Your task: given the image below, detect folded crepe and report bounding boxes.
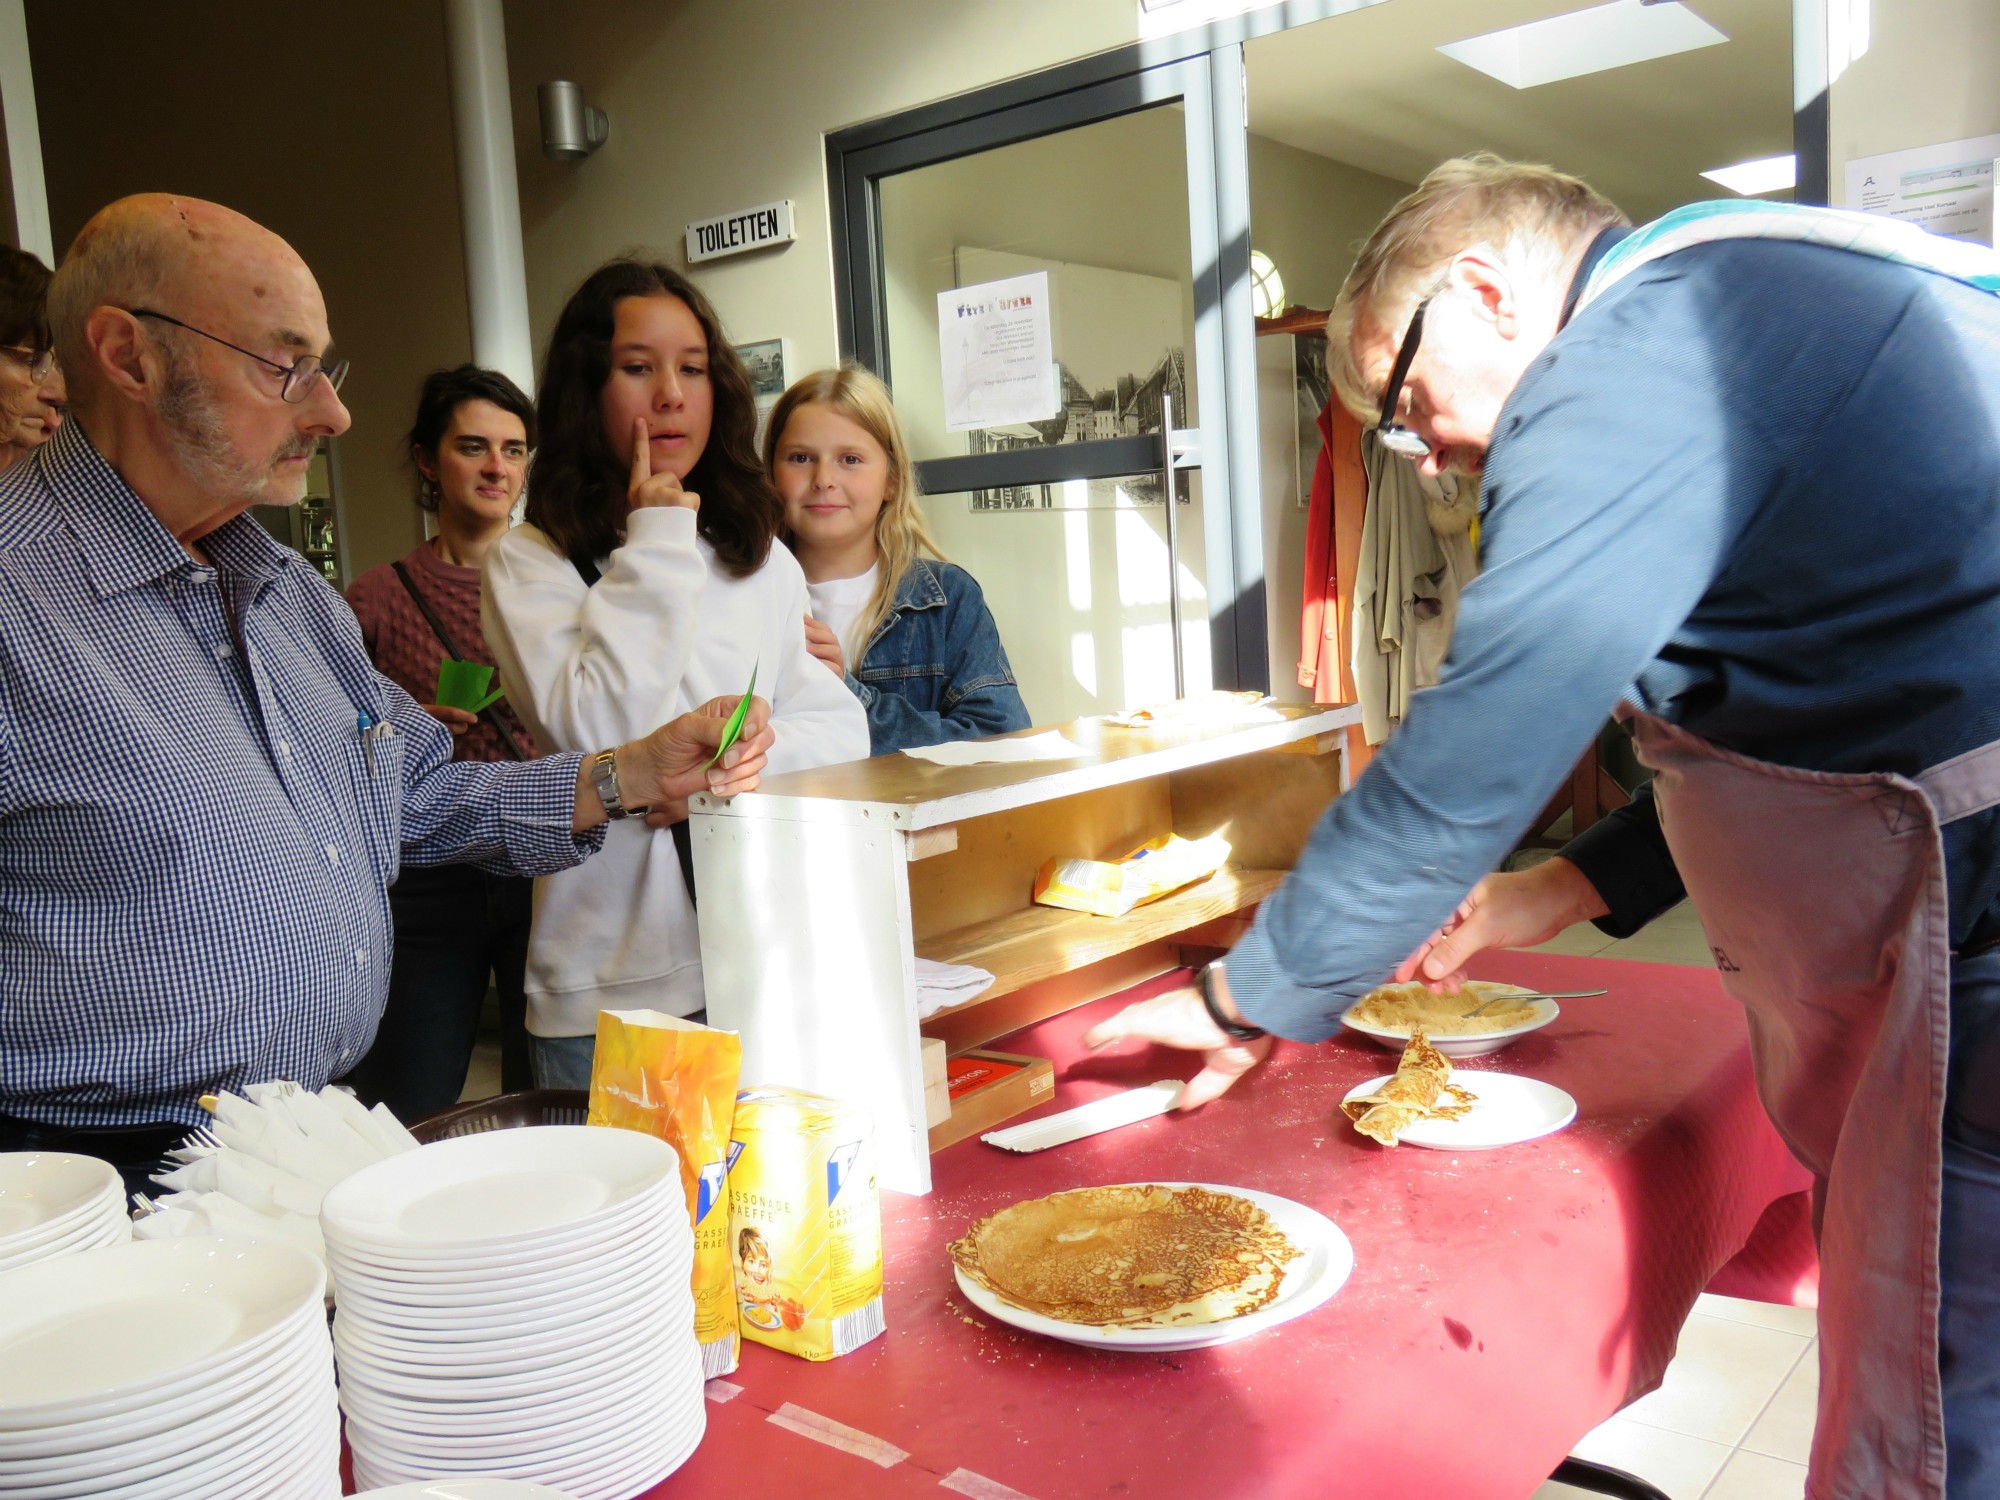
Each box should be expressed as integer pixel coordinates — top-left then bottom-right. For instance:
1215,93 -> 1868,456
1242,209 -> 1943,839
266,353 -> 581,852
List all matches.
1341,1031 -> 1473,1146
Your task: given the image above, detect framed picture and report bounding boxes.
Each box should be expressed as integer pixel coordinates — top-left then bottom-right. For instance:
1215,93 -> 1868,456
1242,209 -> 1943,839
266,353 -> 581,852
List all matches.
735,337 -> 790,445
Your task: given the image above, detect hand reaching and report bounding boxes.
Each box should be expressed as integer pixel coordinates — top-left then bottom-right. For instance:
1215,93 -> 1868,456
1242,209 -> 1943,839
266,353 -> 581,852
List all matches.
802,614 -> 845,679
1080,982 -> 1274,1110
1394,858 -> 1610,991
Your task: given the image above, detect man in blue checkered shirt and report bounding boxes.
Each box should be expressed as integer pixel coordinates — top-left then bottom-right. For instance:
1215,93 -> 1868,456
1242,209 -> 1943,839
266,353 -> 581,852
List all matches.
0,195 -> 775,1183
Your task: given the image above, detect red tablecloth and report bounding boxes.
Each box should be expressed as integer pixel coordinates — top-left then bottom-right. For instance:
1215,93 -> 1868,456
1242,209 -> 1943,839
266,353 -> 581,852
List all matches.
635,951 -> 1814,1500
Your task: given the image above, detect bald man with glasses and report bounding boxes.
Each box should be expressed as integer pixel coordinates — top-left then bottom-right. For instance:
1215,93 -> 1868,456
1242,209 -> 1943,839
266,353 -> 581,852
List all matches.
0,195 -> 776,1190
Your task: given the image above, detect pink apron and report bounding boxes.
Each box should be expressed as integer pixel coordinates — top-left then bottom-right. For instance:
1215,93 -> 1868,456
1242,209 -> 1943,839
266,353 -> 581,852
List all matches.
1625,710 -> 2000,1499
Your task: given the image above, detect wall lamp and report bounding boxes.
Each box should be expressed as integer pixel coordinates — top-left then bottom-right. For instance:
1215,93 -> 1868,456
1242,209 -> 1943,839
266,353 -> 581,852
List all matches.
538,81 -> 609,160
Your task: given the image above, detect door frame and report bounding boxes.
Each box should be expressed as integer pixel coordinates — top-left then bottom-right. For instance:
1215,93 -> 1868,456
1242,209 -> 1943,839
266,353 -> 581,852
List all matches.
825,1 -> 1831,694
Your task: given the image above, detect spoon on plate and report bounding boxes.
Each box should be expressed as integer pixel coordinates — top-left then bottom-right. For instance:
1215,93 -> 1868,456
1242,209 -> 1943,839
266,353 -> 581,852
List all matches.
1459,987 -> 1607,1019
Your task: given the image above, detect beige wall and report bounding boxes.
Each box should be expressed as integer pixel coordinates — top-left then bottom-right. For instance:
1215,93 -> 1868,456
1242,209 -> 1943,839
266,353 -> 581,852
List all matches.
1828,0 -> 2000,170
501,0 -> 1140,375
23,0 -> 473,579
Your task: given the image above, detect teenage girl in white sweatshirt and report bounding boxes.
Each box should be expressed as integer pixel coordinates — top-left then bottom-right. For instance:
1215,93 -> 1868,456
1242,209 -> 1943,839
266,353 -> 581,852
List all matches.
483,260 -> 869,1088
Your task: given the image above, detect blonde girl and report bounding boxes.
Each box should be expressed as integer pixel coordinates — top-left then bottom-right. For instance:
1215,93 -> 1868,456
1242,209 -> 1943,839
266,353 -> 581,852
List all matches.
767,365 -> 1030,752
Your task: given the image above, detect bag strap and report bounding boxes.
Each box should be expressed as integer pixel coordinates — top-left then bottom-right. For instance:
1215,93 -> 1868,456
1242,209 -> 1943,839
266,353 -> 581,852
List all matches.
569,554 -> 696,906
392,559 -> 528,762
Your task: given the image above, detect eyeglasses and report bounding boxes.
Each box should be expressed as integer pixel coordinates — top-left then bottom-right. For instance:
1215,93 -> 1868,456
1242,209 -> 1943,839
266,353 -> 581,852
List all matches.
130,309 -> 349,404
1374,295 -> 1433,460
0,345 -> 55,384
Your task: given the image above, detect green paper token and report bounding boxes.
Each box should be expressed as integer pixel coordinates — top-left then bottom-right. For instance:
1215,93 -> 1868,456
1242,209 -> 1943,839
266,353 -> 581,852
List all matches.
436,659 -> 496,712
708,661 -> 759,768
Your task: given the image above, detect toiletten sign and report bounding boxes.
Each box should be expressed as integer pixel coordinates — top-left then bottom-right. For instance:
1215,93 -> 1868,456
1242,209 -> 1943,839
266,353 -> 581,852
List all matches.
685,200 -> 796,263
939,271 -> 1059,432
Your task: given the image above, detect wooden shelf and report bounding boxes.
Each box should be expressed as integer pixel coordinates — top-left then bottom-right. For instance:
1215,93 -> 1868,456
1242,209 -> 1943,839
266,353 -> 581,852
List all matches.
915,864 -> 1285,1013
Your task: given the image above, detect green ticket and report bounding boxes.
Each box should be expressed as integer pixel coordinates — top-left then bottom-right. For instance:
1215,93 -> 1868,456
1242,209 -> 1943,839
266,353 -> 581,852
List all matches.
707,661 -> 759,768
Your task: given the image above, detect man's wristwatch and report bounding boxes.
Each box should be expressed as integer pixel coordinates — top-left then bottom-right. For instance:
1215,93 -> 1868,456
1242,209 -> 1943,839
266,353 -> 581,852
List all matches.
588,748 -> 648,820
1198,961 -> 1267,1042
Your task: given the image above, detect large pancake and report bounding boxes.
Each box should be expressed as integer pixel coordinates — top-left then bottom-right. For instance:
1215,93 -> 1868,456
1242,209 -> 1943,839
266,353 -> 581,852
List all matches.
949,1184 -> 1300,1328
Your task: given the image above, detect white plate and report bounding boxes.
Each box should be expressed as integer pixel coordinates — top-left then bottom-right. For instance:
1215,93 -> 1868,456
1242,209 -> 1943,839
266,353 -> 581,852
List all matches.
344,1380 -> 697,1464
1340,984 -> 1560,1058
334,1286 -> 691,1370
329,1239 -> 682,1317
321,1177 -> 680,1269
334,1310 -> 691,1401
951,1182 -> 1353,1353
324,1202 -> 681,1285
336,1339 -> 685,1428
1342,1070 -> 1578,1150
0,1237 -> 324,1414
0,1155 -> 121,1243
0,1213 -> 129,1272
0,1332 -> 329,1484
320,1127 -> 678,1252
351,1412 -> 701,1500
0,1318 -> 327,1460
352,1484 -> 583,1499
0,1297 -> 325,1433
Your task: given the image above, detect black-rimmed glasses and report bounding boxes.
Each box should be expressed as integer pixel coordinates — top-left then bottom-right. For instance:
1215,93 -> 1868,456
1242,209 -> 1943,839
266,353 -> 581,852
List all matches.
1374,295 -> 1433,460
131,309 -> 349,404
0,344 -> 55,384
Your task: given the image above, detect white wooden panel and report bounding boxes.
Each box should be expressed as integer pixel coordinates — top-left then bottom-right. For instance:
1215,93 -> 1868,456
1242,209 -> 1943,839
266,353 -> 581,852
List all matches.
691,810 -> 932,1194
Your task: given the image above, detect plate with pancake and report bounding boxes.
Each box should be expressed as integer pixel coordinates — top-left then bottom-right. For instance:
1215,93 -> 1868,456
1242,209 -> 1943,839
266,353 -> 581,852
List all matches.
1341,981 -> 1559,1058
949,1182 -> 1353,1352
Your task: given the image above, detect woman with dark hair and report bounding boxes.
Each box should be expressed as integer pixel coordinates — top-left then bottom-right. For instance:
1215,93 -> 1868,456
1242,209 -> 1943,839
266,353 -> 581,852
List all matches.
484,260 -> 867,1087
342,364 -> 542,1117
0,245 -> 57,475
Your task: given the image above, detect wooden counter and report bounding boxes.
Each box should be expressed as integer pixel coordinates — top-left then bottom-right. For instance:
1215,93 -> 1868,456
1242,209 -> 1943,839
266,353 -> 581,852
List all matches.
688,703 -> 1360,1193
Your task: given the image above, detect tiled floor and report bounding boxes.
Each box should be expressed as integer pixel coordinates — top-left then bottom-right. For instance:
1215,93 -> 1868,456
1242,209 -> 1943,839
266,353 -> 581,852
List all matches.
1528,903 -> 1817,1500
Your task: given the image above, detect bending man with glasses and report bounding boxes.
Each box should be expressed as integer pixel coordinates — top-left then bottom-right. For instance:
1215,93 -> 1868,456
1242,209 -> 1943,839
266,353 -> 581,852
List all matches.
0,195 -> 778,1194
1086,156 -> 2000,1499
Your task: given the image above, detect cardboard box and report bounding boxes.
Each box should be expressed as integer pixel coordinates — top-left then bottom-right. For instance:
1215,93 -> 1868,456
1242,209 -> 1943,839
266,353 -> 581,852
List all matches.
927,1048 -> 1055,1151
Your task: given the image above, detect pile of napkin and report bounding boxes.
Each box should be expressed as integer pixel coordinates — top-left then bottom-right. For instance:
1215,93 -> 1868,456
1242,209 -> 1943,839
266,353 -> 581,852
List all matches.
133,1081 -> 419,1267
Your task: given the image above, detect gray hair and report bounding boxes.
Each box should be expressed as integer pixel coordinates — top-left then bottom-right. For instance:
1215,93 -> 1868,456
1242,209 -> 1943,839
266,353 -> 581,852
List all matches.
46,211 -> 178,396
1327,154 -> 1629,422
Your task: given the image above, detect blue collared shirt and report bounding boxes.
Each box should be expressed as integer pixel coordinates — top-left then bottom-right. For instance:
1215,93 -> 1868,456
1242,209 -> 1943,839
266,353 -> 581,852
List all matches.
0,423 -> 603,1128
1228,238 -> 2000,1040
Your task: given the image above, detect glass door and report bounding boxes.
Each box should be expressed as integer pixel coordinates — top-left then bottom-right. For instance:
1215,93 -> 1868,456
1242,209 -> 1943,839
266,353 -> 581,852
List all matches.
829,53 -> 1261,721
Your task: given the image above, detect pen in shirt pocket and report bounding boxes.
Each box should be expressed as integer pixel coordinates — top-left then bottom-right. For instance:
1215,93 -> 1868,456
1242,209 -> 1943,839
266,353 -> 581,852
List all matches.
355,710 -> 394,776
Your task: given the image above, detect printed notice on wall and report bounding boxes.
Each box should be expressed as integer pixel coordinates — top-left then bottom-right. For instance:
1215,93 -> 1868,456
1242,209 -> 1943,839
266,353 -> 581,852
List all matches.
939,272 -> 1058,432
1843,134 -> 2000,245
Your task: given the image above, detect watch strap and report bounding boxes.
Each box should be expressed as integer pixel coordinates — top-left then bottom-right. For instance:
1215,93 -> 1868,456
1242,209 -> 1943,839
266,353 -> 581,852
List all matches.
1200,962 -> 1266,1042
589,748 -> 646,820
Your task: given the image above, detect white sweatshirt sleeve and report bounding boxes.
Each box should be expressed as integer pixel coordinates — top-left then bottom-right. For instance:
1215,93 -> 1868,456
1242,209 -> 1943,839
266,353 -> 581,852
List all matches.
761,547 -> 872,776
481,508 -> 708,751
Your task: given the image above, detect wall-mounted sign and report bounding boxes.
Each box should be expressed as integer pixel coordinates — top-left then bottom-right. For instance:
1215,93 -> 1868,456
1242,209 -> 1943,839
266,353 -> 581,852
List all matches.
686,200 -> 796,263
939,271 -> 1058,432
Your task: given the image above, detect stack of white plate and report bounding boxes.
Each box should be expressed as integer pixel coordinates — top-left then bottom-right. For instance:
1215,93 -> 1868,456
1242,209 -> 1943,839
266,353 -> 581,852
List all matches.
354,1484 -> 580,1499
0,1236 -> 340,1498
323,1125 -> 704,1500
0,1152 -> 129,1270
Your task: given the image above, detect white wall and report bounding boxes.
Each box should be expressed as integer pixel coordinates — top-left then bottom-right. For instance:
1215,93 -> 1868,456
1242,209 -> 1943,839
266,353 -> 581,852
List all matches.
1828,0 -> 2000,171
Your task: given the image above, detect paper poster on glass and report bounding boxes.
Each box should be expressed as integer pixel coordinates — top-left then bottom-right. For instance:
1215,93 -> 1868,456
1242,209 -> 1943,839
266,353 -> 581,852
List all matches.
1843,134 -> 2000,245
951,248 -> 1186,513
938,272 -> 1059,433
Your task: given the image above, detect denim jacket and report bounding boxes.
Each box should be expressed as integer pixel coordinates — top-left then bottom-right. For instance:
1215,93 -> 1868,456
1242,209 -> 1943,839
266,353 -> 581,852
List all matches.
846,559 -> 1032,753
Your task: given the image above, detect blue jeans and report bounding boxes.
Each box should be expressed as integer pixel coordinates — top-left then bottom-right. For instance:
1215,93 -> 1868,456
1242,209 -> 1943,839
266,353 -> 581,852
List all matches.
1942,947 -> 2000,1498
529,1032 -> 598,1091
342,863 -> 532,1121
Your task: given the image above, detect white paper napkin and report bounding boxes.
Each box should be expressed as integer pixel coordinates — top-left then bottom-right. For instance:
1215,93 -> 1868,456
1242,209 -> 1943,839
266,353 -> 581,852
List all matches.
915,957 -> 996,1018
900,730 -> 1088,766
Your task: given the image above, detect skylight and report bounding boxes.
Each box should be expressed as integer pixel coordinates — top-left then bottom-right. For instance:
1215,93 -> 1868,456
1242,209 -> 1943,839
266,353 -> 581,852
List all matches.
1438,0 -> 1729,90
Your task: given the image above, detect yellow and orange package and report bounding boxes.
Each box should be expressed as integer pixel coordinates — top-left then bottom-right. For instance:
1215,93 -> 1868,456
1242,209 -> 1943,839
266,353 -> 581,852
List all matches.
588,1009 -> 743,1377
1032,832 -> 1231,918
727,1086 -> 884,1361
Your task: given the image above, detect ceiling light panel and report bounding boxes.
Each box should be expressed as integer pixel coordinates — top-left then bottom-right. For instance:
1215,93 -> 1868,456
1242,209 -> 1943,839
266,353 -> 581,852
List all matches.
1438,0 -> 1729,90
1700,154 -> 1797,195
